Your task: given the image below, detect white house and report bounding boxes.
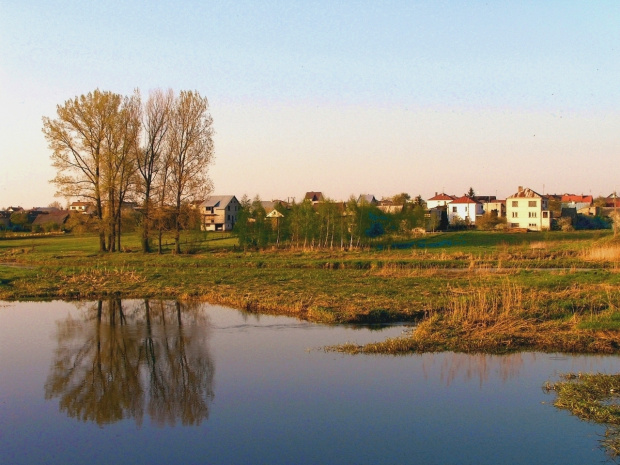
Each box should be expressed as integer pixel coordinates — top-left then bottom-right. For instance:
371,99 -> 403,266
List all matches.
447,196 -> 484,225
506,186 -> 551,231
198,195 -> 240,231
69,201 -> 95,214
427,193 -> 456,210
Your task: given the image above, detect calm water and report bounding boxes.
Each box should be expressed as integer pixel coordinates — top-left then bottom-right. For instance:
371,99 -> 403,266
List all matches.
1,300 -> 618,465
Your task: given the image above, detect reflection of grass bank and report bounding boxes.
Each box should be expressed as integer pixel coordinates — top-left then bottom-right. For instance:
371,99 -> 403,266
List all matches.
544,373 -> 620,459
1,231 -> 620,353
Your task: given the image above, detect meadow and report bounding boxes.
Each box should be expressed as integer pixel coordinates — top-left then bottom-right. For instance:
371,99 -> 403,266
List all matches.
1,229 -> 619,354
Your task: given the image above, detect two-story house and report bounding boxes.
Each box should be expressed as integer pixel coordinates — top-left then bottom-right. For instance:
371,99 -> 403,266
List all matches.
506,186 -> 551,231
447,196 -> 484,225
199,195 -> 240,231
426,193 -> 456,210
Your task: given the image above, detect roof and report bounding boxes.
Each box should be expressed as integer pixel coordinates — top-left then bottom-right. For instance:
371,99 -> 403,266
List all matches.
507,187 -> 544,199
428,193 -> 455,201
202,195 -> 237,208
449,196 -> 480,204
304,192 -> 324,202
473,195 -> 497,202
266,209 -> 284,218
32,211 -> 70,226
561,194 -> 593,204
357,194 -> 377,204
70,201 -> 93,206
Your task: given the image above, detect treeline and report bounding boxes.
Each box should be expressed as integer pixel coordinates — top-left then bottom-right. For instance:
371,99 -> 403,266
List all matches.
43,89 -> 213,253
234,196 -> 446,250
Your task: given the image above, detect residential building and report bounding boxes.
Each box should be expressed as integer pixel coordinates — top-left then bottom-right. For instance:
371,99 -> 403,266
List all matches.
447,196 -> 484,225
481,199 -> 506,217
605,193 -> 620,208
426,193 -> 456,210
377,200 -> 404,214
0,211 -> 10,228
31,211 -> 70,230
304,192 -> 324,204
561,194 -> 593,211
69,201 -> 95,214
198,195 -> 240,231
357,194 -> 378,206
506,186 -> 551,231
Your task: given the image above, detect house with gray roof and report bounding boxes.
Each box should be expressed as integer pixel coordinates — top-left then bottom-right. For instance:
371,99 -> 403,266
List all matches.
198,195 -> 240,231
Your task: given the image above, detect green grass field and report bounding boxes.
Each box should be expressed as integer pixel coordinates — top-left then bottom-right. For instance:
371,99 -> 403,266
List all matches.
2,229 -> 620,354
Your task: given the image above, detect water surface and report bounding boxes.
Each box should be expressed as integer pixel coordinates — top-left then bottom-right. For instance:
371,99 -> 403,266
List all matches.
1,300 -> 618,465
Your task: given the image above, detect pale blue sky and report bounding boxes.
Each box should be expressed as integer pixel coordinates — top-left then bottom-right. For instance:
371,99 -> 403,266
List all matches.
1,1 -> 619,207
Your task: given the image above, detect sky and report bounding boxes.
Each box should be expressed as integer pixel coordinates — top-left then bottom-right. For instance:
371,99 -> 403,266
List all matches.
1,1 -> 619,208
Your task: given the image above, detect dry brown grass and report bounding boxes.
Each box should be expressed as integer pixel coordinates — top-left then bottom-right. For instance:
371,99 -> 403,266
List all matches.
581,244 -> 620,262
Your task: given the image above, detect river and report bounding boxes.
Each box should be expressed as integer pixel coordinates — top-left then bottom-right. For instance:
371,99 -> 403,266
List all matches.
0,300 -> 618,464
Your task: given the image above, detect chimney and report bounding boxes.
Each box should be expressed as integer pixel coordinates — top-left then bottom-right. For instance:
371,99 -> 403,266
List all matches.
435,192 -> 437,196
518,186 -> 523,193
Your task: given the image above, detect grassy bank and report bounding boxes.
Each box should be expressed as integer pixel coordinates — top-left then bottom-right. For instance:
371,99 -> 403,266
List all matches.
1,230 -> 620,354
544,373 -> 620,459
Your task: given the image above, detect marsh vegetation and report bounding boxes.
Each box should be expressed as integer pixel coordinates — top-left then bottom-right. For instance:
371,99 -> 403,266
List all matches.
1,230 -> 619,355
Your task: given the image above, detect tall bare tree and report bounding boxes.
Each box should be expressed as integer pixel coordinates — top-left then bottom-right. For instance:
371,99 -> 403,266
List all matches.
136,89 -> 173,253
167,91 -> 214,254
103,93 -> 140,251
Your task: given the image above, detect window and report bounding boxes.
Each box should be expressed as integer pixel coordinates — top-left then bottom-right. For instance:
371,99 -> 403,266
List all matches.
512,212 -> 518,218
529,212 -> 537,218
529,223 -> 537,228
511,223 -> 519,228
452,207 -> 457,212
528,201 -> 536,207
512,201 -> 518,207
543,211 -> 549,218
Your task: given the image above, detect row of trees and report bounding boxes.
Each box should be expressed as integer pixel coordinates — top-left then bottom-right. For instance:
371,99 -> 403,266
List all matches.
43,89 -> 214,253
234,196 -> 440,250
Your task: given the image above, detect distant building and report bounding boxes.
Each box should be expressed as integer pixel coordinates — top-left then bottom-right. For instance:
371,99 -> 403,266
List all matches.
377,200 -> 404,214
0,211 -> 10,228
357,194 -> 378,206
69,201 -> 95,214
561,194 -> 593,211
31,211 -> 70,230
259,200 -> 289,214
304,192 -> 324,204
480,199 -> 506,217
447,196 -> 484,225
427,193 -> 456,210
506,186 -> 551,231
198,195 -> 240,231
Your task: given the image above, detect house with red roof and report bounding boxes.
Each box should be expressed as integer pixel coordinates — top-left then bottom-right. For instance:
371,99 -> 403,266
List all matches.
561,194 -> 593,211
69,201 -> 95,214
426,193 -> 456,210
447,196 -> 484,225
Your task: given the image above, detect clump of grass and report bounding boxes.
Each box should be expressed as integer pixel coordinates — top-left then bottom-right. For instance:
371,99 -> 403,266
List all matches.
582,245 -> 620,262
544,373 -> 620,459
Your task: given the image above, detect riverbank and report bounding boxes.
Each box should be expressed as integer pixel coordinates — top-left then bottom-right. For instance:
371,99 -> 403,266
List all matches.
1,230 -> 619,354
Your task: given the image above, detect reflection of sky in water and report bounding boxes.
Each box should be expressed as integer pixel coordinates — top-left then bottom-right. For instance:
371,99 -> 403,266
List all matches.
1,300 -> 619,465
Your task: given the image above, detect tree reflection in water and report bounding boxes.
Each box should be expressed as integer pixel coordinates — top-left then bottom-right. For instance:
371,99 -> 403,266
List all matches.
45,299 -> 214,427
